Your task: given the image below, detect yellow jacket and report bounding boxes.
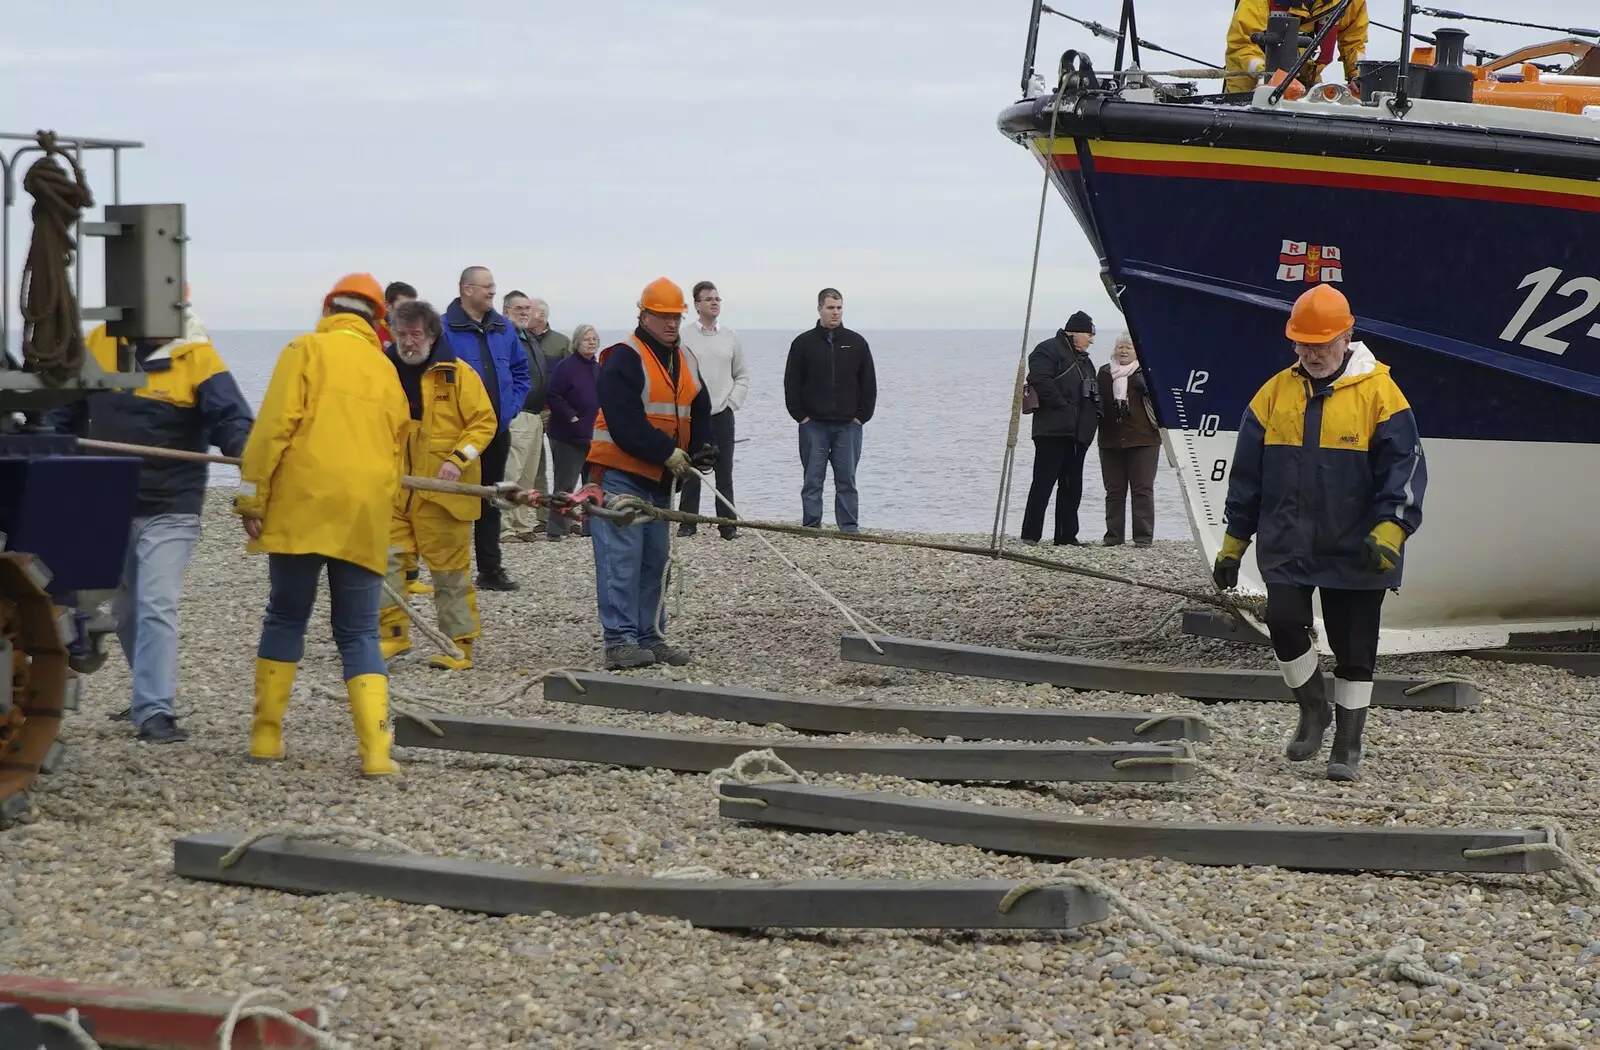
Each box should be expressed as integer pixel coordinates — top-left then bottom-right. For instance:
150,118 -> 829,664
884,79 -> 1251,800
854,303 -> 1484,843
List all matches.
390,342 -> 498,522
235,313 -> 411,575
1224,0 -> 1368,94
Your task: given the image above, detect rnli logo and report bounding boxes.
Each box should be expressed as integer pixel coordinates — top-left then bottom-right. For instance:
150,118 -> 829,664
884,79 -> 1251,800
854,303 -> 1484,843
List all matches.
1277,241 -> 1344,283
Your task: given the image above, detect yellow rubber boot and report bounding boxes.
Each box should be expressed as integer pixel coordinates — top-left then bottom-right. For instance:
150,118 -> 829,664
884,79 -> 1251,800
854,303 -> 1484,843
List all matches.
346,673 -> 399,776
249,657 -> 297,762
405,566 -> 433,597
427,637 -> 473,671
379,605 -> 412,661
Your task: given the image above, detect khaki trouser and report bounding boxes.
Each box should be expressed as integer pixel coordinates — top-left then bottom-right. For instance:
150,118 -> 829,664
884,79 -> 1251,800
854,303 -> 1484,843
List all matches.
502,410 -> 547,534
380,501 -> 479,642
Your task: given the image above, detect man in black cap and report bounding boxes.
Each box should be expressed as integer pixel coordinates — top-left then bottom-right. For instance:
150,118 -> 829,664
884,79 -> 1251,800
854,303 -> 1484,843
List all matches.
1020,310 -> 1101,545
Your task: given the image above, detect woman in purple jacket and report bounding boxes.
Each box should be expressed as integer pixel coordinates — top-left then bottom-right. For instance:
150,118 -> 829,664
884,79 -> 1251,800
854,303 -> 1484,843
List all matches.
545,324 -> 601,539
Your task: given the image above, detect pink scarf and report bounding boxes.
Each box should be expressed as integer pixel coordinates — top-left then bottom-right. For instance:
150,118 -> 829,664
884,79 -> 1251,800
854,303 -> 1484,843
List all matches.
1109,358 -> 1139,402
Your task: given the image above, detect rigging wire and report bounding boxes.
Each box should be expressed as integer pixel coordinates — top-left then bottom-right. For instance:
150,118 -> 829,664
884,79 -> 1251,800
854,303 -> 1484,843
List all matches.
1039,3 -> 1223,69
1370,18 -> 1502,61
1412,7 -> 1599,39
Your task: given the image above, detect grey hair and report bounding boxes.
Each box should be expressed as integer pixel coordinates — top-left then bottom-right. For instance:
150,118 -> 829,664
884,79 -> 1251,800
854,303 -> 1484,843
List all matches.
530,298 -> 549,314
391,299 -> 443,340
570,323 -> 597,350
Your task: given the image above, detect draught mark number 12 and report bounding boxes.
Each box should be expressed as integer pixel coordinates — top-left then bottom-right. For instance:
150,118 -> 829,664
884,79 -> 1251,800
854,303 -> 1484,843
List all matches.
1500,267 -> 1600,355
1185,369 -> 1228,482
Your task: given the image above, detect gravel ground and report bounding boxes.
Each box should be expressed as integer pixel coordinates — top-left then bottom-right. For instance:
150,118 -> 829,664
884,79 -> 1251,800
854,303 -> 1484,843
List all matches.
6,491 -> 1600,1049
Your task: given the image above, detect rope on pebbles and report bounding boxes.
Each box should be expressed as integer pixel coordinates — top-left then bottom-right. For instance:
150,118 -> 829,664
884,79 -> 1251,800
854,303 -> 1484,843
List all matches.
37,989 -> 356,1050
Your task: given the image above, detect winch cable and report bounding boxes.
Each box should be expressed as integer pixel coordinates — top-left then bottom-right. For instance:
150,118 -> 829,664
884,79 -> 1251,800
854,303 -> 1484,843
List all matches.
18,130 -> 95,387
1412,6 -> 1599,38
1040,3 -> 1223,69
1369,19 -> 1503,61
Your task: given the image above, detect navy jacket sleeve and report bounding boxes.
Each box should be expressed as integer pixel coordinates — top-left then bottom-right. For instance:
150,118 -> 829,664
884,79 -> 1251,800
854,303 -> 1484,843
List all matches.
595,347 -> 677,466
43,398 -> 87,436
197,370 -> 256,459
856,336 -> 877,424
1370,383 -> 1426,536
783,336 -> 807,422
1222,399 -> 1268,542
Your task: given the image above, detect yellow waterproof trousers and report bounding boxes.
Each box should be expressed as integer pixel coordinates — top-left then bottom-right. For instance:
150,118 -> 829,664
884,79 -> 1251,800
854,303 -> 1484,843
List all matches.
379,502 -> 480,646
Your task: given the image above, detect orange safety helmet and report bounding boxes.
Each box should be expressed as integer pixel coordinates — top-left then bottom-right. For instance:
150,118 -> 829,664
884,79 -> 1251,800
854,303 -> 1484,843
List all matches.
1285,284 -> 1354,344
638,277 -> 687,315
324,272 -> 387,322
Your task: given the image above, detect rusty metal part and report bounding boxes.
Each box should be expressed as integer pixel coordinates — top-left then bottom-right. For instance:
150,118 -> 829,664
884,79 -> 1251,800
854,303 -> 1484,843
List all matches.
0,553 -> 71,825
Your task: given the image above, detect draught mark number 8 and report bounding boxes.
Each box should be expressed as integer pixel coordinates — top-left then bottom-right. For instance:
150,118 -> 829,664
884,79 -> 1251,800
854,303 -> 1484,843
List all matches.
1211,460 -> 1227,481
1500,267 -> 1600,355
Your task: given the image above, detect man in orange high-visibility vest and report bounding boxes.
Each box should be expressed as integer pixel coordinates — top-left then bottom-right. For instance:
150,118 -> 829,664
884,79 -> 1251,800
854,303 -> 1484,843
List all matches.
586,278 -> 714,670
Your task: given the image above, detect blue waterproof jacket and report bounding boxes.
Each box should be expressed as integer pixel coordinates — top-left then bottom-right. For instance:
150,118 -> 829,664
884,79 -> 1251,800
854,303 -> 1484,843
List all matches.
1222,342 -> 1425,590
441,298 -> 530,433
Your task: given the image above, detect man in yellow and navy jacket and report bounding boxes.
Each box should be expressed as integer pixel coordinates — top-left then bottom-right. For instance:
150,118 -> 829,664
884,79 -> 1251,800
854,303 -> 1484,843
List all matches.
47,297 -> 254,743
377,299 -> 497,670
1212,284 -> 1425,783
1224,0 -> 1368,95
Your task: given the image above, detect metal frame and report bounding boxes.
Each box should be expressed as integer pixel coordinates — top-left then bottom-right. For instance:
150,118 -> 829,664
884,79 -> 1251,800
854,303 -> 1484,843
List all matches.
0,131 -> 143,359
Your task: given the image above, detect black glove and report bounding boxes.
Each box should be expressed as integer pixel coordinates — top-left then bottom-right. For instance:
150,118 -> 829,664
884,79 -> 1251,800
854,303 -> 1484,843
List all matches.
691,443 -> 719,471
1212,533 -> 1249,591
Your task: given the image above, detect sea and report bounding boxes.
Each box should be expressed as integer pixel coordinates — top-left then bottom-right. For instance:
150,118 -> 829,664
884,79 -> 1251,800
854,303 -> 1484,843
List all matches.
199,328 -> 1193,541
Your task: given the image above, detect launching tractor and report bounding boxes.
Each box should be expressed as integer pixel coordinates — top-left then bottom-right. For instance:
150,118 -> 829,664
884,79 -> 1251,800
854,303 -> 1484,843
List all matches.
0,129 -> 186,826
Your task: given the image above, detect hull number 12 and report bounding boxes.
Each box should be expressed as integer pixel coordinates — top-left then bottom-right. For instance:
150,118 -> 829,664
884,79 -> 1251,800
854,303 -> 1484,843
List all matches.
1500,267 -> 1600,355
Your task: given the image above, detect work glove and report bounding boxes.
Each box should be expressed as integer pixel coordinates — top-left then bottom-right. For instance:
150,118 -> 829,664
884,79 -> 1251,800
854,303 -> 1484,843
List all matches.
1212,532 -> 1250,591
1363,521 -> 1407,573
691,443 -> 719,471
664,447 -> 696,481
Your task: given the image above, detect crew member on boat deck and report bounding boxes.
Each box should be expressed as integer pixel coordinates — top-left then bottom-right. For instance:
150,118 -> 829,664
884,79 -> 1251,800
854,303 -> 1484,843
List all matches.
586,277 -> 713,671
377,299 -> 496,671
1212,284 -> 1425,783
381,280 -> 431,599
234,273 -> 411,777
1223,0 -> 1369,95
47,288 -> 254,744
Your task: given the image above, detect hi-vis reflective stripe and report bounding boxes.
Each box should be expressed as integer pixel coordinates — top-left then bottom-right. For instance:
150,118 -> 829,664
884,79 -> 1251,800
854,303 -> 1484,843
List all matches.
643,400 -> 693,418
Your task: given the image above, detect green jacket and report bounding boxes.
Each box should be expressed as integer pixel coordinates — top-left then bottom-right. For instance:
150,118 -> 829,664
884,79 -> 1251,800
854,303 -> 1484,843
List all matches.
533,328 -> 571,360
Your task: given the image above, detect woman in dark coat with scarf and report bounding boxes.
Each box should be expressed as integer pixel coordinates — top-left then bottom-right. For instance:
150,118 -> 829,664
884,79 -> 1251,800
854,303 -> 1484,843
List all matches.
1096,332 -> 1161,546
544,324 -> 601,539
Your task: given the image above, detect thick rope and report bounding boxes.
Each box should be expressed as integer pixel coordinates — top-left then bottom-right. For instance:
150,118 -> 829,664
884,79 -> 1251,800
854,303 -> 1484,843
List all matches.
1018,602 -> 1185,652
35,1010 -> 101,1050
217,824 -> 420,869
650,865 -> 724,880
382,579 -> 464,661
1461,824 -> 1600,899
708,746 -> 806,807
1133,710 -> 1228,739
1000,866 -> 1483,994
19,131 -> 94,386
990,79 -> 1069,554
218,989 -> 351,1050
386,666 -> 589,737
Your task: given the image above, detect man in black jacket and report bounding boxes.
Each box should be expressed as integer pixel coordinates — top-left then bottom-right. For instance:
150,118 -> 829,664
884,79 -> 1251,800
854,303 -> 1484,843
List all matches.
783,287 -> 877,532
1021,310 -> 1101,545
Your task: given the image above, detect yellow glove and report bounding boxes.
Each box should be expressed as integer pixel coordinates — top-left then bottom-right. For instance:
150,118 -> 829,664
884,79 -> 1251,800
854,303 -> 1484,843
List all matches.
663,447 -> 695,481
1212,532 -> 1250,591
1363,520 -> 1407,573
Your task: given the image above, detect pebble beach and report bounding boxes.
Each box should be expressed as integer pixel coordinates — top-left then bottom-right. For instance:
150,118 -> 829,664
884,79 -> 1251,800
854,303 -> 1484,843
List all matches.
5,490 -> 1600,1050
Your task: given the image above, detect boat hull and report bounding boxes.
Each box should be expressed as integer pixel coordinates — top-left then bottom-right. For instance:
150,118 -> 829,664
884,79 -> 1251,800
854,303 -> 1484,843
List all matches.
1002,94 -> 1600,653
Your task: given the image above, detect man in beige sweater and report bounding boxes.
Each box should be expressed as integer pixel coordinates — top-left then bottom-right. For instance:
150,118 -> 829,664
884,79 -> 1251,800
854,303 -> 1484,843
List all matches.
677,280 -> 749,539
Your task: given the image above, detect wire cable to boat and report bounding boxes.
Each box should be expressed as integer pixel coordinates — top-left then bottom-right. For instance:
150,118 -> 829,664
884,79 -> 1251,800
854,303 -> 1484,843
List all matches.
1039,3 -> 1223,69
1412,6 -> 1599,39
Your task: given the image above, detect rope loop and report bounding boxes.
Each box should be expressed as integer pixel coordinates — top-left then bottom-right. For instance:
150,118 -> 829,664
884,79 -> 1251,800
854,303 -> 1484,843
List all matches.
709,747 -> 805,807
20,130 -> 95,386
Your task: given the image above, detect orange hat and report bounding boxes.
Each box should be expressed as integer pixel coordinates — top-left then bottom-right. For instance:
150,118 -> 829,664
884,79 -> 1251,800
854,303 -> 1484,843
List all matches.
1285,284 -> 1354,344
638,277 -> 687,315
324,272 -> 387,322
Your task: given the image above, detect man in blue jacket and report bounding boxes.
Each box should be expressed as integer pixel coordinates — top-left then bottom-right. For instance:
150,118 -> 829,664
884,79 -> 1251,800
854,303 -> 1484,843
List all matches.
442,266 -> 531,592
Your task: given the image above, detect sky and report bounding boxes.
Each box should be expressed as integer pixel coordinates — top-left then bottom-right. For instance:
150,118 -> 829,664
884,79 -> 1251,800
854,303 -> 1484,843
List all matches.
3,1 -> 1595,332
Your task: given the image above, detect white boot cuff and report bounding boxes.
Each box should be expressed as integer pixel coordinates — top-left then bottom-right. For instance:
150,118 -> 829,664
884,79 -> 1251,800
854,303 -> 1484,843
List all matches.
1333,678 -> 1373,710
1276,647 -> 1319,689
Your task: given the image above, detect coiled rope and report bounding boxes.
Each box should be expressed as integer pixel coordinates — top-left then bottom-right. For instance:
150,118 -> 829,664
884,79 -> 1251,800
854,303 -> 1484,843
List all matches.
19,130 -> 94,387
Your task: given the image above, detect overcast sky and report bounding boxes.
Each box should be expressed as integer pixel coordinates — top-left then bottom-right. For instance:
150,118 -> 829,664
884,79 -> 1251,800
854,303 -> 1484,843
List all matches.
3,1 -> 1592,332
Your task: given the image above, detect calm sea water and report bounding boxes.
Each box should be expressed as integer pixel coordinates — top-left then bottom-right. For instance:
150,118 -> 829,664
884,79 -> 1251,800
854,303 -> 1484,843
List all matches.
200,328 -> 1191,540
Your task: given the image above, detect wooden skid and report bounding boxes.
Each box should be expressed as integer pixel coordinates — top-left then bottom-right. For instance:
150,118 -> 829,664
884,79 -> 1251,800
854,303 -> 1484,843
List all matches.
0,974 -> 322,1050
719,782 -> 1560,875
1181,608 -> 1271,646
392,713 -> 1193,783
1463,649 -> 1600,677
544,671 -> 1212,743
172,832 -> 1109,930
840,634 -> 1478,711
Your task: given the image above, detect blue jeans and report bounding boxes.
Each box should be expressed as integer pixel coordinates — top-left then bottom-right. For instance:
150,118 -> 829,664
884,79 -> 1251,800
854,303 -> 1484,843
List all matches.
799,420 -> 863,532
258,553 -> 385,680
113,513 -> 202,728
589,469 -> 670,649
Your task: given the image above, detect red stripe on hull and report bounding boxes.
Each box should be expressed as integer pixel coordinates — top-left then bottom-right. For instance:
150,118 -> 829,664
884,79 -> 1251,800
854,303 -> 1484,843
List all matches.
1090,155 -> 1600,213
1049,153 -> 1082,171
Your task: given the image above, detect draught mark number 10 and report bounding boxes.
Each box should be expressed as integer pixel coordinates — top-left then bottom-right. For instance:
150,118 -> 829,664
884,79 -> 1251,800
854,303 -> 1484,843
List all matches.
1500,267 -> 1600,355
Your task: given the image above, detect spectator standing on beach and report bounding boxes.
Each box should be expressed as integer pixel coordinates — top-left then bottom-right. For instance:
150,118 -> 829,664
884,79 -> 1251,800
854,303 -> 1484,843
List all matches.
381,281 -> 428,596
500,290 -> 554,543
1020,311 -> 1100,546
48,289 -> 254,744
1096,333 -> 1161,547
586,278 -> 712,669
234,273 -> 410,777
441,267 -> 530,592
545,324 -> 601,540
677,280 -> 749,539
784,288 -> 876,533
524,298 -> 571,527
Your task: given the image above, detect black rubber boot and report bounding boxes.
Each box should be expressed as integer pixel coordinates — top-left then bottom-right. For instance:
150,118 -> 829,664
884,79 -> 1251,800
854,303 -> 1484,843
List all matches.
1285,674 -> 1333,762
1326,705 -> 1367,782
